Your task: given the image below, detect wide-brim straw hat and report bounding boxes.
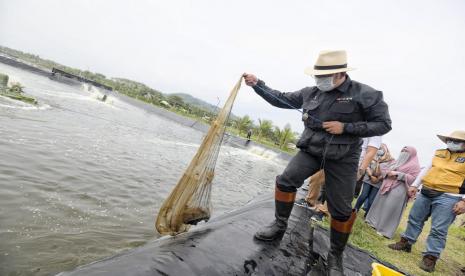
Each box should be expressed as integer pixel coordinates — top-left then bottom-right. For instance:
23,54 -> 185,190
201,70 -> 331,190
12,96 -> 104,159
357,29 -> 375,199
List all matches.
437,130 -> 465,143
304,50 -> 355,76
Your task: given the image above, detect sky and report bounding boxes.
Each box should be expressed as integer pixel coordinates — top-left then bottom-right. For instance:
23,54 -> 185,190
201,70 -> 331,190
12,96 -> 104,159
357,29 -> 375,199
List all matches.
1,0 -> 464,164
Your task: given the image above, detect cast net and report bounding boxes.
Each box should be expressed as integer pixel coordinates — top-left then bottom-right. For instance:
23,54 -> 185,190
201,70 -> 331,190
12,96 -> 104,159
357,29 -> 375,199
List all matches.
155,77 -> 242,235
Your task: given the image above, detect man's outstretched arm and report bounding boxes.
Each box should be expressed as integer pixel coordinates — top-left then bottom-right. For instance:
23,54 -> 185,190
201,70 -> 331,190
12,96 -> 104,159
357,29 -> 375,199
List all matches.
243,73 -> 304,109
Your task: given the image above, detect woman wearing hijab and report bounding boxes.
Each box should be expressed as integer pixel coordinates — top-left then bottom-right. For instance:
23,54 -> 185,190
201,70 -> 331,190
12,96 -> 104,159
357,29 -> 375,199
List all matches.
366,146 -> 421,238
354,144 -> 395,216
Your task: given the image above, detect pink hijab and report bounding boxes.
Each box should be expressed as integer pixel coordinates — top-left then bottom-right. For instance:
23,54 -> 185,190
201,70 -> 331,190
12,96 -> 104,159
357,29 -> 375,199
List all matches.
379,146 -> 421,195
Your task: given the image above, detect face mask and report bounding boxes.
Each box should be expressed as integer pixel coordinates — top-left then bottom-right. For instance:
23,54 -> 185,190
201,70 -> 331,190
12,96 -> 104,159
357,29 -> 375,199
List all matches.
315,76 -> 335,92
377,149 -> 385,156
447,141 -> 465,152
396,151 -> 410,166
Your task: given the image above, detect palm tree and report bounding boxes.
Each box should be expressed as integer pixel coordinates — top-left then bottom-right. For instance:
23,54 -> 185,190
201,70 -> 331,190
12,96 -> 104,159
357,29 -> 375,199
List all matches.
235,115 -> 253,135
256,119 -> 273,142
274,124 -> 296,149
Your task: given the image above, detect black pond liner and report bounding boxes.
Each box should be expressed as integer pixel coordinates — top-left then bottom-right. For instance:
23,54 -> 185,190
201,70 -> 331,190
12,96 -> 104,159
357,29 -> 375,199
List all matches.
58,193 -> 406,276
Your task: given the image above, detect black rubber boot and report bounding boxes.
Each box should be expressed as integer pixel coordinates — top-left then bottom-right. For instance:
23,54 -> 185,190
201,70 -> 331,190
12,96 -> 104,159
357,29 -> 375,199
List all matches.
254,186 -> 296,241
327,211 -> 356,276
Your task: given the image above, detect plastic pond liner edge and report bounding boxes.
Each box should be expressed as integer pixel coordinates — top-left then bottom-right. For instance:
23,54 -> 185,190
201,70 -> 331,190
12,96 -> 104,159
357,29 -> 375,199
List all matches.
58,192 -> 406,276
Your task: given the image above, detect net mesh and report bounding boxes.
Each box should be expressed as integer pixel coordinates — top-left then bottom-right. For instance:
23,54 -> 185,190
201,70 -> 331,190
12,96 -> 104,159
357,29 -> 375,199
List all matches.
155,77 -> 242,235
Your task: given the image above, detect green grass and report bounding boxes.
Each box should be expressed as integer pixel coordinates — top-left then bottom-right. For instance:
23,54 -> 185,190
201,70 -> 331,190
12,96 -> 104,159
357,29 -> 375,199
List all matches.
1,92 -> 38,104
317,203 -> 465,275
0,82 -> 38,105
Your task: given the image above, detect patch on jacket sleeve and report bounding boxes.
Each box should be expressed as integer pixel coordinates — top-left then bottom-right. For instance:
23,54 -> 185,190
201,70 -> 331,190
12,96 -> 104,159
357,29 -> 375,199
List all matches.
455,157 -> 465,163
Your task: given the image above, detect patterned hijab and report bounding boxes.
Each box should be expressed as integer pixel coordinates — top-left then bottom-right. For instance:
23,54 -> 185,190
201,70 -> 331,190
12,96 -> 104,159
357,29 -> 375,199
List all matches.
377,143 -> 394,163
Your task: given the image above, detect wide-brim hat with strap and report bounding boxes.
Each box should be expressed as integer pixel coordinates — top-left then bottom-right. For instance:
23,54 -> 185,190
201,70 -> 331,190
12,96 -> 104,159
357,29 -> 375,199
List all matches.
437,130 -> 465,143
304,50 -> 355,76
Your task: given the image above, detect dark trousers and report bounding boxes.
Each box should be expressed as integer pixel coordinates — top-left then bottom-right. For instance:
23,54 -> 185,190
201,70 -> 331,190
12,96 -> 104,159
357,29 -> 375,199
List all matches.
276,149 -> 360,221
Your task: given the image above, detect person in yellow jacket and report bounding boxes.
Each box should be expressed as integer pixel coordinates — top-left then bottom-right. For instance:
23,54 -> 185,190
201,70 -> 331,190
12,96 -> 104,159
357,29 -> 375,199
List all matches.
388,130 -> 465,273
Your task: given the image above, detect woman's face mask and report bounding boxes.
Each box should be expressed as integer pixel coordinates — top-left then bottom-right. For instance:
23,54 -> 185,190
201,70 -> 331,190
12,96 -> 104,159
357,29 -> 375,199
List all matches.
396,150 -> 410,166
446,140 -> 465,152
315,75 -> 335,92
377,149 -> 385,156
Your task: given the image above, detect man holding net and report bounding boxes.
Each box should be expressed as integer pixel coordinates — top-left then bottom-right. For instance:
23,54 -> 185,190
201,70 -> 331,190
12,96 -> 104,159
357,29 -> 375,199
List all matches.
243,50 -> 392,275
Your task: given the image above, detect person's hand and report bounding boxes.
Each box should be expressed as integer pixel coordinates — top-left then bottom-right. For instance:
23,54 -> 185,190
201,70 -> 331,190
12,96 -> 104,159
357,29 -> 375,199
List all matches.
370,175 -> 379,183
408,186 -> 418,198
366,168 -> 373,177
323,121 -> 344,134
452,200 -> 465,215
387,171 -> 398,179
243,73 -> 258,86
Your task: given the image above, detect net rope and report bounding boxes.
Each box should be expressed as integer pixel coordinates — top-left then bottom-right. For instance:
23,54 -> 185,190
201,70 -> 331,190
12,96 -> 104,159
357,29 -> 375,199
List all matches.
155,76 -> 242,235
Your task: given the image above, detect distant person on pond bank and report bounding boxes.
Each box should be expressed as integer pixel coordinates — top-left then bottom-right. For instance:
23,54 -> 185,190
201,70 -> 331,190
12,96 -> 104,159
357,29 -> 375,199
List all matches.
365,146 -> 420,239
388,130 -> 465,273
247,129 -> 252,141
243,50 -> 392,275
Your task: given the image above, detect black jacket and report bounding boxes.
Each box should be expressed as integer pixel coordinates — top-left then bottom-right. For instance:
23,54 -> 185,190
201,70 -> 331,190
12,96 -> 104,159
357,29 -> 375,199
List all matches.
253,76 -> 392,160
